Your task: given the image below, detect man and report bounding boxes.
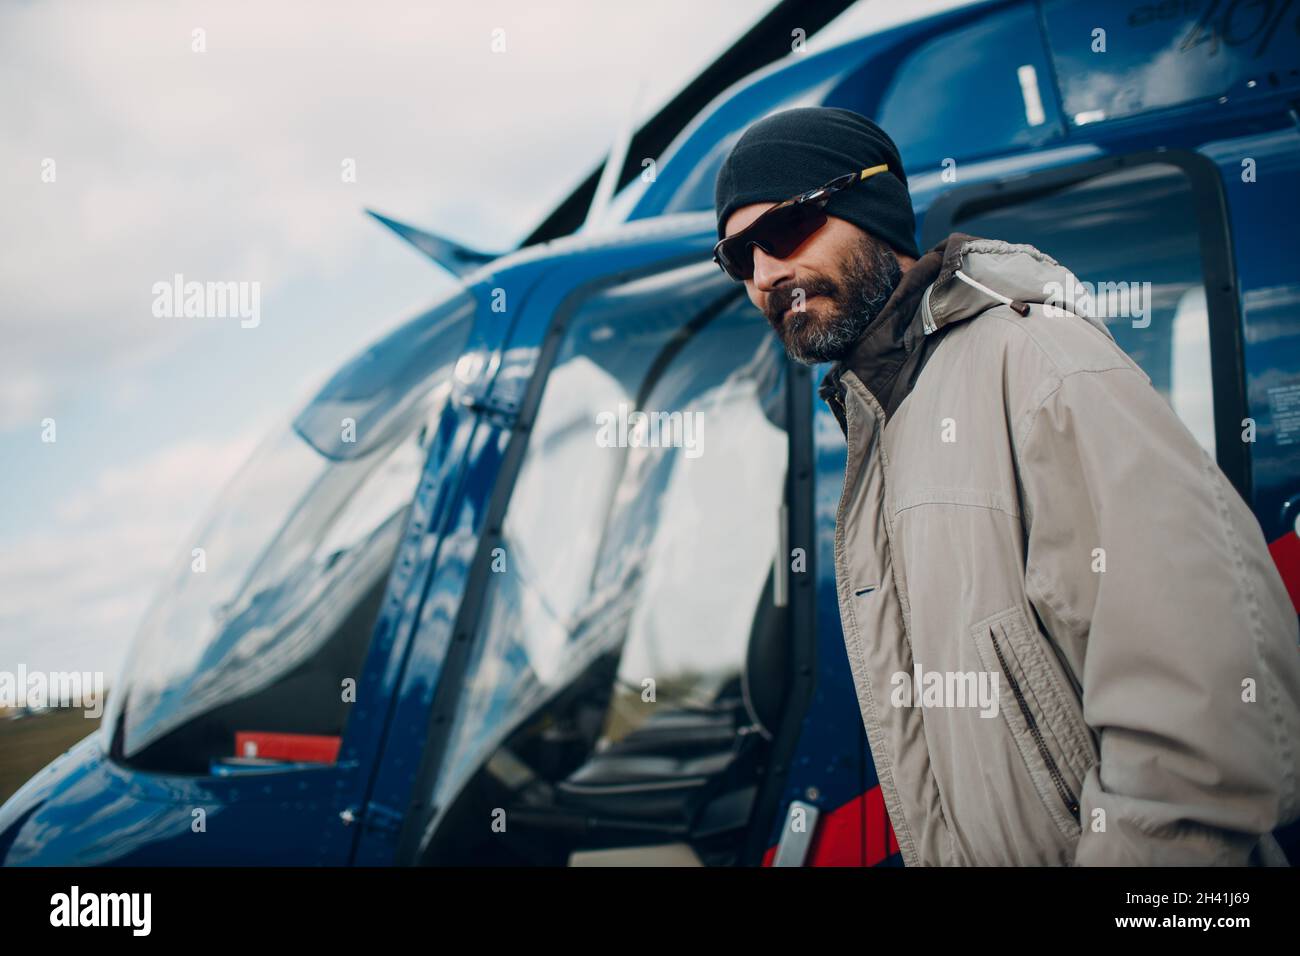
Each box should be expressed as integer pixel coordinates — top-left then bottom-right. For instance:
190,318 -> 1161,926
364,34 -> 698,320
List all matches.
713,106 -> 1300,865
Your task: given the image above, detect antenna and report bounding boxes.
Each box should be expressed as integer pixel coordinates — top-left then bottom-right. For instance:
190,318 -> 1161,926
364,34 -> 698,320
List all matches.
581,75 -> 648,234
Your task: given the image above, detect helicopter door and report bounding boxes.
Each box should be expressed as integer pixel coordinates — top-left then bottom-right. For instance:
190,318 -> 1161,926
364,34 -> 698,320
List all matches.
395,261 -> 800,865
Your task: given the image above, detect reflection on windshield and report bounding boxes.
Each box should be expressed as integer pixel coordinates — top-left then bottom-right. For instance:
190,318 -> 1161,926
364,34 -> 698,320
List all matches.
294,295 -> 477,460
598,339 -> 785,709
106,291 -> 475,770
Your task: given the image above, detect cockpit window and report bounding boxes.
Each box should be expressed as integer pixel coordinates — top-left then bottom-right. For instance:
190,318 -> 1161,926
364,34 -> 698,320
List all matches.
293,295 -> 477,460
105,290 -> 475,773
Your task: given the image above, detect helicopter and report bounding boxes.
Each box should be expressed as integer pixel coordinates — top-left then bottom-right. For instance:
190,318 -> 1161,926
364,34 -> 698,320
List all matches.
2,0 -> 1298,866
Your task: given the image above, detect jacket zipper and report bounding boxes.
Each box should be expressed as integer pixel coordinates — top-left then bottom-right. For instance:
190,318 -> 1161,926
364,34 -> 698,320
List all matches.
921,283 -> 937,334
830,379 -> 920,866
827,384 -> 848,436
988,624 -> 1081,822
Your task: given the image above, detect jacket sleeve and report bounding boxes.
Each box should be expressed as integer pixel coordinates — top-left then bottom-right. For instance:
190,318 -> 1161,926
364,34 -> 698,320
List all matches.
1016,365 -> 1300,865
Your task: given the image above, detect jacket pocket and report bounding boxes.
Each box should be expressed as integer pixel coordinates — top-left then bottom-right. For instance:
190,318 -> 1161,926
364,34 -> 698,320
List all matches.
970,606 -> 1095,841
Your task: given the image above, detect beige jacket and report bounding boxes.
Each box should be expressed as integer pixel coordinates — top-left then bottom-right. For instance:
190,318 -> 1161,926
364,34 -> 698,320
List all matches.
818,234 -> 1300,865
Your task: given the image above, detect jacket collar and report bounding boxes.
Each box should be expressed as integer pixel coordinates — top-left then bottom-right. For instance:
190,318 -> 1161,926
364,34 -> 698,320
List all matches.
817,232 -> 978,434
817,232 -> 1115,437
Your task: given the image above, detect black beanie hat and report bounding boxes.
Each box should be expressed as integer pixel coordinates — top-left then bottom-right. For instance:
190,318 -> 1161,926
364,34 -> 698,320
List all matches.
714,106 -> 919,260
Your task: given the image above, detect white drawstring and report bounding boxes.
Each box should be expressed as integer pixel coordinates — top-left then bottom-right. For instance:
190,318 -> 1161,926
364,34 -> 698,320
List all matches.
923,269 -> 1032,335
953,269 -> 1015,308
949,269 -> 1031,319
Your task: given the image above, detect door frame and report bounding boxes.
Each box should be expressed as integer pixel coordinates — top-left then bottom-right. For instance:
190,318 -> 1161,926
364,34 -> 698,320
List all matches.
920,148 -> 1250,499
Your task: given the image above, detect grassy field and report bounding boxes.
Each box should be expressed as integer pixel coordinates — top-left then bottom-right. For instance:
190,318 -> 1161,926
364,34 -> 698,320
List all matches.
0,708 -> 102,804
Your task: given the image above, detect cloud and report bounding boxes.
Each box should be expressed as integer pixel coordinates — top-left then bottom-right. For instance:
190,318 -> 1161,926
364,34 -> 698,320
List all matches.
0,428 -> 264,680
0,0 -> 769,431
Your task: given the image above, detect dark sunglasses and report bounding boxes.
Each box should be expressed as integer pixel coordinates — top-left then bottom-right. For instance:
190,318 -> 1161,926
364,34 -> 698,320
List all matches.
712,163 -> 890,282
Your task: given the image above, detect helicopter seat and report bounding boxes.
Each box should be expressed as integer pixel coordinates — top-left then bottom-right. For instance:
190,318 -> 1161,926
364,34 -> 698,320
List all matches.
549,569 -> 789,824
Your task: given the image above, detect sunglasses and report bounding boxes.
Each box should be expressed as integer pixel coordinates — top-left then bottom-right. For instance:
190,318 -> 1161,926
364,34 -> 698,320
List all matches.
712,163 -> 891,282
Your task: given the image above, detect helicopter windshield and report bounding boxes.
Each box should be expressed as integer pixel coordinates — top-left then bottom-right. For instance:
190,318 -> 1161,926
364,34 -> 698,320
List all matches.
104,291 -> 476,772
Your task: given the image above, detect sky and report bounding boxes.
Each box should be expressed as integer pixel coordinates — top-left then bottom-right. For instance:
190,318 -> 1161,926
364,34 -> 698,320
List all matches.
0,0 -> 973,687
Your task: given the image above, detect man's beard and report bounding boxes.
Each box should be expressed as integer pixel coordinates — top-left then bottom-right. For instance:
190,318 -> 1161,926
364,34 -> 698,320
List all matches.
763,234 -> 903,366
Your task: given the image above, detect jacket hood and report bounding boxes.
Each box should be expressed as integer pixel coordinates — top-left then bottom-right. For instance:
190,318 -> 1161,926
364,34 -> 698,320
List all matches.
818,233 -> 1112,432
921,234 -> 1111,338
